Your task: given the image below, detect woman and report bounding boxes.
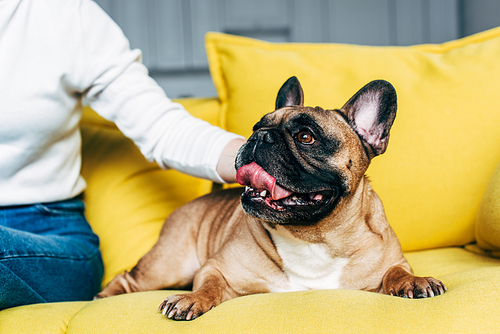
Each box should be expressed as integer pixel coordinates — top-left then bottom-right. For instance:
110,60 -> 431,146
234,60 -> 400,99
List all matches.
0,0 -> 245,309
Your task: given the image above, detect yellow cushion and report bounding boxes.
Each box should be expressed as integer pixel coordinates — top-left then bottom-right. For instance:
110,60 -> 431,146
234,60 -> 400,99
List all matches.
206,28 -> 500,251
0,301 -> 87,334
80,98 -> 220,286
476,159 -> 500,257
4,247 -> 497,333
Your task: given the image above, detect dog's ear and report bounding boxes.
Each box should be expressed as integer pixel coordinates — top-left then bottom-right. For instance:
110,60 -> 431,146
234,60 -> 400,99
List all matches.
276,76 -> 304,109
341,80 -> 397,157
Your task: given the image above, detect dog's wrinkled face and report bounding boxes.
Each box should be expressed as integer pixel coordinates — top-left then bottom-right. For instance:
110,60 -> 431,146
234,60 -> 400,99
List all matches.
236,77 -> 397,225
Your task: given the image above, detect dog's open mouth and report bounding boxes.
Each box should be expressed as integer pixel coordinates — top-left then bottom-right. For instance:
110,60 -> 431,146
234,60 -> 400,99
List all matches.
237,162 -> 335,212
243,186 -> 333,211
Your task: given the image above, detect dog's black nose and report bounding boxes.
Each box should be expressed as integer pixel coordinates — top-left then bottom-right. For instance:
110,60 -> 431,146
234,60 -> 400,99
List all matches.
249,130 -> 275,144
262,131 -> 275,144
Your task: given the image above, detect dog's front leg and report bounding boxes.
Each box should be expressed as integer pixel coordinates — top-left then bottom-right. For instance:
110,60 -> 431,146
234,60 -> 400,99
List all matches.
159,263 -> 231,321
382,264 -> 446,298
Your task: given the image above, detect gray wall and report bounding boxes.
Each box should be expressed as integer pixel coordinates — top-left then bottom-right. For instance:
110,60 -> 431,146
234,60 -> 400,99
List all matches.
94,0 -> 500,99
462,0 -> 500,35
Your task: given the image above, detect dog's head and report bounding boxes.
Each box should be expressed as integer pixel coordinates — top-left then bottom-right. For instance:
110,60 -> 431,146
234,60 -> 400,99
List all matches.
236,76 -> 397,225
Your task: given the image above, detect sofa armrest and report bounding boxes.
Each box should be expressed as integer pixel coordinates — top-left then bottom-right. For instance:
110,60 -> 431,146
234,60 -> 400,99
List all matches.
476,159 -> 500,258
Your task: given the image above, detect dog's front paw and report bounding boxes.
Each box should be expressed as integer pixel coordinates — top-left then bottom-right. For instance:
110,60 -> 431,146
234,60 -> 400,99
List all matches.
159,292 -> 216,321
384,265 -> 447,299
388,276 -> 446,299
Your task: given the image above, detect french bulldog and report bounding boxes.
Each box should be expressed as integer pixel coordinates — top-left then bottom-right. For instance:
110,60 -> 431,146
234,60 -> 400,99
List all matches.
96,77 -> 446,320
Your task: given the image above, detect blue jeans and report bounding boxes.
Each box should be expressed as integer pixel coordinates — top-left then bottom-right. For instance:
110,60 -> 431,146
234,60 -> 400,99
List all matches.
0,197 -> 103,310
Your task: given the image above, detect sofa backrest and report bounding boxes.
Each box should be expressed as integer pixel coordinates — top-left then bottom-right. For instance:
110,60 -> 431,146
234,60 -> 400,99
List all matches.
80,98 -> 219,286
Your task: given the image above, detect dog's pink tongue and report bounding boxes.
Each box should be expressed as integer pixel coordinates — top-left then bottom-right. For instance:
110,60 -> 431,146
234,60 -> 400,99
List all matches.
236,162 -> 293,200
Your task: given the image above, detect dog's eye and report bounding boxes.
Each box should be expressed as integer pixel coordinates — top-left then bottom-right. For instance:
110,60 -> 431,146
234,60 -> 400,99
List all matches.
296,130 -> 315,144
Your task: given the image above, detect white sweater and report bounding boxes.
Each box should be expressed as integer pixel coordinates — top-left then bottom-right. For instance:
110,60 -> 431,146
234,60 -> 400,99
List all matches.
0,0 -> 242,206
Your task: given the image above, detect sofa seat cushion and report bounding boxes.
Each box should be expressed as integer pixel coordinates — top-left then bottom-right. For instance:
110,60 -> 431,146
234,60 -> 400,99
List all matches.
206,28 -> 500,252
2,247 -> 499,333
0,301 -> 87,334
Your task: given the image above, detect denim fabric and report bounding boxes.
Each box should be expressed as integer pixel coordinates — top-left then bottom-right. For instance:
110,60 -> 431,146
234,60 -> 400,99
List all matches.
0,198 -> 104,310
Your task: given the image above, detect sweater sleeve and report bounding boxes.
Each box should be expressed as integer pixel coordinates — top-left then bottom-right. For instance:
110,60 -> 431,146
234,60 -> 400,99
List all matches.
77,0 -> 243,183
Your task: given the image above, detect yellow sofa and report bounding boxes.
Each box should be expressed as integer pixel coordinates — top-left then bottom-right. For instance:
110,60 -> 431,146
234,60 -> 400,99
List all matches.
3,27 -> 500,333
